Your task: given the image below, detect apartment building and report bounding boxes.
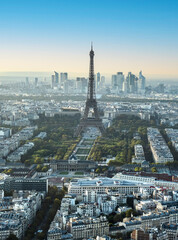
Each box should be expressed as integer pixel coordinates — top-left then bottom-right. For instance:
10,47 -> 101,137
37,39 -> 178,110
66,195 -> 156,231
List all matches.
67,216 -> 109,240
147,128 -> 174,163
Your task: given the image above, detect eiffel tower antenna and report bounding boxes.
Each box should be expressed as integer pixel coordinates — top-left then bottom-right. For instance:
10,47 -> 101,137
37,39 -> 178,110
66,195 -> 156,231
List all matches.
75,45 -> 105,136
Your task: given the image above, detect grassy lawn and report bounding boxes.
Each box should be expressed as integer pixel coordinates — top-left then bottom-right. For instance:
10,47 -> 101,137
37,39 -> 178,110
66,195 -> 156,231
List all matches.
82,140 -> 94,145
75,172 -> 84,175
59,171 -> 68,175
76,148 -> 90,154
77,155 -> 87,160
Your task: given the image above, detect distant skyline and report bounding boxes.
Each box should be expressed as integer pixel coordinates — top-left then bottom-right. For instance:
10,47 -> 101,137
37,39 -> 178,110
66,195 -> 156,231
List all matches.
0,72 -> 178,85
0,0 -> 178,80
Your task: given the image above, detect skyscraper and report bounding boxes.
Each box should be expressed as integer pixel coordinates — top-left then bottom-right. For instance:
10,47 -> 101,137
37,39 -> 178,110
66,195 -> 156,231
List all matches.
125,72 -> 138,93
111,72 -> 124,93
60,72 -> 68,84
54,71 -> 59,85
64,80 -> 69,94
51,74 -> 55,88
76,77 -> 88,93
138,71 -> 146,90
111,75 -> 117,90
96,72 -> 100,89
117,72 -> 124,91
26,77 -> 29,85
51,71 -> 59,88
35,77 -> 38,87
100,76 -> 105,88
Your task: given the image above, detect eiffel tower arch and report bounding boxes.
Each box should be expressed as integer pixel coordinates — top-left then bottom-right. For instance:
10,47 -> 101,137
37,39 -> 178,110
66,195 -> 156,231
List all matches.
75,44 -> 105,137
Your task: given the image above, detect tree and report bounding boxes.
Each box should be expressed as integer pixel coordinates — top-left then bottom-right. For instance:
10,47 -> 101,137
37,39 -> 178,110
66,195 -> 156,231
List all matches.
41,166 -> 48,172
36,164 -> 42,171
127,197 -> 134,208
134,167 -> 142,172
6,234 -> 19,240
125,209 -> 133,218
54,198 -> 61,207
113,213 -> 123,223
95,168 -> 100,173
62,134 -> 67,141
24,160 -> 31,166
151,167 -> 157,172
138,126 -> 147,136
62,186 -> 68,192
36,232 -> 45,240
102,167 -> 107,172
24,186 -> 66,239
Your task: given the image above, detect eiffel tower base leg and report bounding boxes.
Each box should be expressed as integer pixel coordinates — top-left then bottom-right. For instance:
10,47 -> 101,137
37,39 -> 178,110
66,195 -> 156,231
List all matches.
74,118 -> 105,137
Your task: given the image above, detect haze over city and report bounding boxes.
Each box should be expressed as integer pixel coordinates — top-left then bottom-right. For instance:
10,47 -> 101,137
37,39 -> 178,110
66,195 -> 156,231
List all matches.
0,0 -> 178,80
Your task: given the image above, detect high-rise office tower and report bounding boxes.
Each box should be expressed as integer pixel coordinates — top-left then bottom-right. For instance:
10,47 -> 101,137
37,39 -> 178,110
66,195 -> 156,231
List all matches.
123,76 -> 128,93
51,71 -> 59,88
111,72 -> 124,93
81,78 -> 87,93
76,77 -> 82,93
76,77 -> 88,93
138,71 -> 146,90
96,72 -> 100,89
117,72 -> 124,91
26,77 -> 29,85
100,76 -> 105,88
125,72 -> 138,93
64,80 -> 69,93
60,72 -> 68,84
35,77 -> 38,87
51,74 -> 55,88
54,71 -> 59,85
111,75 -> 117,90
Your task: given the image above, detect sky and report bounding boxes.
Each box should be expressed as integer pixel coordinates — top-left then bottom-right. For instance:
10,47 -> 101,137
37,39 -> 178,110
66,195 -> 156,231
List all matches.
0,0 -> 178,80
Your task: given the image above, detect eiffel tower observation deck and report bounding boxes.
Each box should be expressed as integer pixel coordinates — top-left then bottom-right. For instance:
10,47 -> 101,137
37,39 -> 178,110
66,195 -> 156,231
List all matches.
75,44 -> 105,136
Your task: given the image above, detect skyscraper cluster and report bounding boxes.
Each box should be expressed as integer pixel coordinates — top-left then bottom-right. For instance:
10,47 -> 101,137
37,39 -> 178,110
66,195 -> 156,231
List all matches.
112,71 -> 146,94
50,70 -> 145,95
76,77 -> 88,93
111,72 -> 124,93
60,72 -> 68,84
51,71 -> 60,88
51,71 -> 106,94
51,71 -> 68,89
95,73 -> 106,93
24,77 -> 39,88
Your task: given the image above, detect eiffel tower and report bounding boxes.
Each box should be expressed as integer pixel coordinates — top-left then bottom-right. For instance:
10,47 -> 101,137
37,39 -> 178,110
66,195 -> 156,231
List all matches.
75,44 -> 105,136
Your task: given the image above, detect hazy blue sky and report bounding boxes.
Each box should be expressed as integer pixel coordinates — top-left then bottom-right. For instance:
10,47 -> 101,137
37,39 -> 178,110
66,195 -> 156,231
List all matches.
0,0 -> 178,79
